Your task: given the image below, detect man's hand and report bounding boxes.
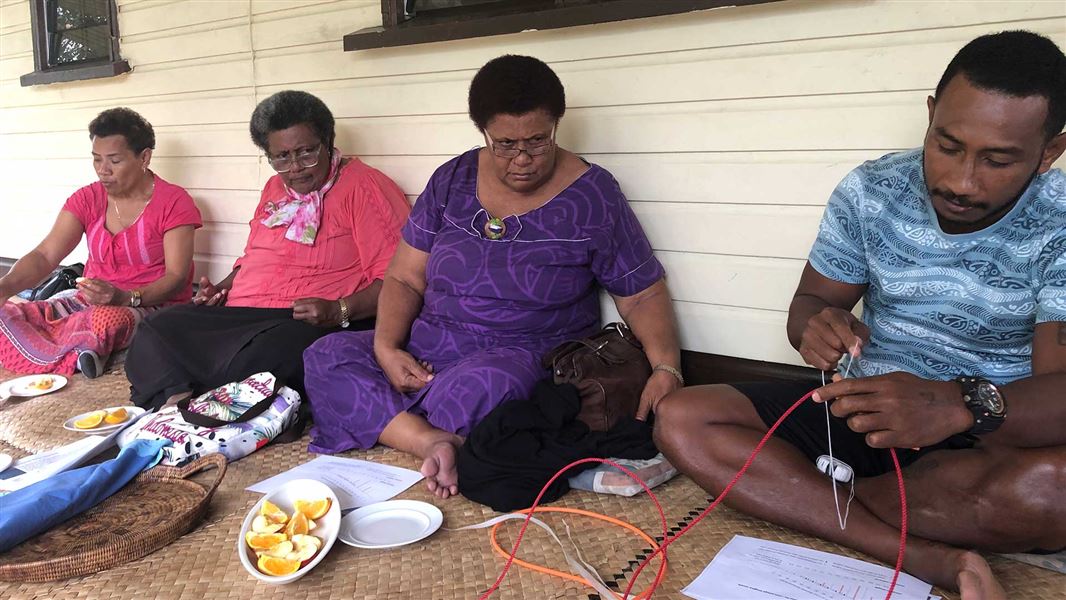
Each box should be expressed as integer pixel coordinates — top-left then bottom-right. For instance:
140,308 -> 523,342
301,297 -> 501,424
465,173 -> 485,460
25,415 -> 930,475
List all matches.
192,276 -> 227,306
375,347 -> 434,393
799,307 -> 871,370
636,368 -> 682,421
77,278 -> 127,306
292,298 -> 341,327
813,372 -> 973,448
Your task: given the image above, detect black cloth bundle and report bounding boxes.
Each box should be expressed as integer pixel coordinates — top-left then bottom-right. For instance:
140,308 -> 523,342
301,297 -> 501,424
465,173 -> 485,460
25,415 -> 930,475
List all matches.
457,379 -> 658,512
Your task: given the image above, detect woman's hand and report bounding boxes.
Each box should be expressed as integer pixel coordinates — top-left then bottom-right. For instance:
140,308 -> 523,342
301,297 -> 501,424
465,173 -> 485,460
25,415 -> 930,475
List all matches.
636,368 -> 682,421
192,276 -> 227,306
375,347 -> 434,393
77,278 -> 128,306
292,298 -> 343,327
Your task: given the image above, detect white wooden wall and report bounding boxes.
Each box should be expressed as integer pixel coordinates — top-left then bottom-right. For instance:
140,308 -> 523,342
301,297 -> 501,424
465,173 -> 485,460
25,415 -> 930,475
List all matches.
1,0 -> 1064,365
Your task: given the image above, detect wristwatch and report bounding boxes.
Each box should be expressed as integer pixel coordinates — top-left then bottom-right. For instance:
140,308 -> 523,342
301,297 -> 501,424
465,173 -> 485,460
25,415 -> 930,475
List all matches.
338,298 -> 350,328
955,376 -> 1006,435
128,289 -> 143,308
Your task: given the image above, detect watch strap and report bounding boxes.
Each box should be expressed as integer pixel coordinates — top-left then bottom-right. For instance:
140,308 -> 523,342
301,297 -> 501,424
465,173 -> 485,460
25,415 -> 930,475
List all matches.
955,376 -> 1005,435
338,298 -> 350,328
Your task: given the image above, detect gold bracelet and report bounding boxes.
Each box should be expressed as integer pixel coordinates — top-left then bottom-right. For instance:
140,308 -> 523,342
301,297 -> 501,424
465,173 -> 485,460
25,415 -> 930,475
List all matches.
653,364 -> 684,386
338,298 -> 350,328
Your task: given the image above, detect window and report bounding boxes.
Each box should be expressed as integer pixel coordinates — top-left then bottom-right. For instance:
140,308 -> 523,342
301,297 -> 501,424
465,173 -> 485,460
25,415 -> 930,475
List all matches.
21,0 -> 131,87
345,0 -> 782,51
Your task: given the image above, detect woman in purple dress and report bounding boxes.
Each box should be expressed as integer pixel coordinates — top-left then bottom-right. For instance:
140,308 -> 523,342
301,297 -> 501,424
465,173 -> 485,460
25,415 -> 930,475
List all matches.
304,55 -> 681,498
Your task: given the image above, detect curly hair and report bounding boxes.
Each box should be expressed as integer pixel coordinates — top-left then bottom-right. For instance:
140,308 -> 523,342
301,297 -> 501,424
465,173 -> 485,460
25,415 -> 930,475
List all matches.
936,30 -> 1066,139
468,55 -> 565,131
88,107 -> 155,154
249,90 -> 336,152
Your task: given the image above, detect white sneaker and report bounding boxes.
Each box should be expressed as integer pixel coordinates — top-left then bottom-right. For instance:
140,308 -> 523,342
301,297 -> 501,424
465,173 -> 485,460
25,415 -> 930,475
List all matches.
77,350 -> 104,379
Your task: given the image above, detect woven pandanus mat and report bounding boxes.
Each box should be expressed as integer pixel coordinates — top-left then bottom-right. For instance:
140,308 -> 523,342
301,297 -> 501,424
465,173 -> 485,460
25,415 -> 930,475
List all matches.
0,366 -> 132,454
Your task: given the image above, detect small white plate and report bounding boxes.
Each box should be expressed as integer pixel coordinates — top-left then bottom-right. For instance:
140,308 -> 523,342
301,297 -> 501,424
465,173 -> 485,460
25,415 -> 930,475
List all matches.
339,500 -> 443,549
63,406 -> 146,434
0,453 -> 11,474
238,478 -> 341,585
1,374 -> 68,399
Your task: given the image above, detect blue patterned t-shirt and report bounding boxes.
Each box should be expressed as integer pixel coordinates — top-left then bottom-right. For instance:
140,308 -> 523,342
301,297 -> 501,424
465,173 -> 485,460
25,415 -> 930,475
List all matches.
809,149 -> 1066,385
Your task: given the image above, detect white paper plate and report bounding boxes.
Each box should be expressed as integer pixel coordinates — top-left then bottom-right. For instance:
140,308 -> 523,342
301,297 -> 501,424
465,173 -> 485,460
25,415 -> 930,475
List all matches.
339,500 -> 443,549
1,374 -> 68,398
238,478 -> 341,585
63,406 -> 146,434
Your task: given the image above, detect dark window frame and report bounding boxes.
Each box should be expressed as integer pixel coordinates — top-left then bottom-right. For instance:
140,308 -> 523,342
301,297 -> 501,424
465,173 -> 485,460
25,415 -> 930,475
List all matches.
20,0 -> 131,87
345,0 -> 782,52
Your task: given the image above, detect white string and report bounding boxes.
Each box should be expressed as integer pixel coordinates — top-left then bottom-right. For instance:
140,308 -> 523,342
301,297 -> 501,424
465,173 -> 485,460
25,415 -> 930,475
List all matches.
823,350 -> 857,530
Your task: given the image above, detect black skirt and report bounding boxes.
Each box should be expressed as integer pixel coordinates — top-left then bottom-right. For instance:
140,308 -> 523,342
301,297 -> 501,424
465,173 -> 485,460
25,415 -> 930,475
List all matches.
126,304 -> 372,410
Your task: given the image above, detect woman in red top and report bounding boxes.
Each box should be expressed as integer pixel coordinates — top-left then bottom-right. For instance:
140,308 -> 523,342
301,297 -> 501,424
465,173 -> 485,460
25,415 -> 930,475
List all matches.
0,108 -> 202,378
125,90 -> 410,410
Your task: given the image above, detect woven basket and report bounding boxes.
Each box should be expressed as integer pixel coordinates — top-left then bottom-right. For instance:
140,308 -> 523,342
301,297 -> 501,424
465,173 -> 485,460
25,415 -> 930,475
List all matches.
0,452 -> 227,582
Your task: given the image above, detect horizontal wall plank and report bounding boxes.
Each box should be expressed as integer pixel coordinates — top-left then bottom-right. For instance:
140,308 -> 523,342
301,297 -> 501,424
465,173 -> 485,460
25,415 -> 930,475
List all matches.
0,27 -> 32,57
0,93 -> 255,134
257,19 -> 1063,108
118,0 -> 248,38
633,202 -> 823,259
122,23 -> 252,65
0,123 -> 256,159
659,252 -> 803,312
251,1 -> 378,51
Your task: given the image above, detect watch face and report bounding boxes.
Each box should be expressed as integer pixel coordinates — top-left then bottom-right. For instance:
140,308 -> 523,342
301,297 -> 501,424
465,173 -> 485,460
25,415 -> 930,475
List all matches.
976,382 -> 1005,414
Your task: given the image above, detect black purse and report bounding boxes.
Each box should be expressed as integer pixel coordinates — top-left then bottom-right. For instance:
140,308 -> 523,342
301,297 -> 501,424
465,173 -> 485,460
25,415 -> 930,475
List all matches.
17,263 -> 84,301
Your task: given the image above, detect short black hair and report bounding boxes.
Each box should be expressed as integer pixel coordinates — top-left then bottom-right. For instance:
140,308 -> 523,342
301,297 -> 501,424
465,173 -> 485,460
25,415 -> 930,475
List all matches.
249,90 -> 335,153
88,107 -> 155,154
468,55 -> 566,131
935,30 -> 1066,140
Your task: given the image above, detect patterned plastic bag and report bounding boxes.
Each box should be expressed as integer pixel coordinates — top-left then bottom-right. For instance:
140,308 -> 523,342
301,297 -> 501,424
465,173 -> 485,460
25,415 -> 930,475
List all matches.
117,372 -> 300,467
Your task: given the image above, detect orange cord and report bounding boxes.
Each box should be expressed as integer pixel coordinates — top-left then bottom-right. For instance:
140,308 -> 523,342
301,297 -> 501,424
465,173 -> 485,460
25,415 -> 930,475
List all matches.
489,506 -> 666,600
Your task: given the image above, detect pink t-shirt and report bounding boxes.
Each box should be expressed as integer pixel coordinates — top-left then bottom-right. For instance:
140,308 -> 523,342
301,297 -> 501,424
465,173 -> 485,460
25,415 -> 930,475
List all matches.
62,175 -> 203,304
226,157 -> 411,309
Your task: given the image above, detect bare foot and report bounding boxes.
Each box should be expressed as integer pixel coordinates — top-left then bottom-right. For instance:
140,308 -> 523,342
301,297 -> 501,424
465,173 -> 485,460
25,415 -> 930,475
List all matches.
956,551 -> 1005,600
421,438 -> 460,499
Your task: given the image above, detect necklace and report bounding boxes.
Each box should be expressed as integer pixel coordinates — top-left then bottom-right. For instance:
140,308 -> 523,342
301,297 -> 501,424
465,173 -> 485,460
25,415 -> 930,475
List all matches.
112,178 -> 155,228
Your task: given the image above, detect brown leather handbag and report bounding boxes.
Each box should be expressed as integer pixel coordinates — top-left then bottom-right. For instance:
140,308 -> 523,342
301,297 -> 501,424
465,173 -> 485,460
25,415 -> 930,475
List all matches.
542,322 -> 652,431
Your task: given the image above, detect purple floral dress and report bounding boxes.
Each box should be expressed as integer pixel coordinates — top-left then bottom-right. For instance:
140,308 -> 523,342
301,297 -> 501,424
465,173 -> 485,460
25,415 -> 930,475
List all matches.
304,149 -> 664,453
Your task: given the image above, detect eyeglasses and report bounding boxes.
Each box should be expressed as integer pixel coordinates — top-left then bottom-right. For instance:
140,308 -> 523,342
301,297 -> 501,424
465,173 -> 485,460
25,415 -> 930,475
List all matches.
268,143 -> 322,173
485,126 -> 556,159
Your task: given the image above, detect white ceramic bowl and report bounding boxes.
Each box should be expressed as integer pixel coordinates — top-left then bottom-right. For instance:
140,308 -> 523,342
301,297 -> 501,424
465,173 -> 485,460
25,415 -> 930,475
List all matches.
237,478 -> 341,584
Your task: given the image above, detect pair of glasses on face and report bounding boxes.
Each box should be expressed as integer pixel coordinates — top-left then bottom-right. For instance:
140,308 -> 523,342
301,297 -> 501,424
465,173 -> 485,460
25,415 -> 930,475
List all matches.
485,126 -> 556,159
268,143 -> 322,173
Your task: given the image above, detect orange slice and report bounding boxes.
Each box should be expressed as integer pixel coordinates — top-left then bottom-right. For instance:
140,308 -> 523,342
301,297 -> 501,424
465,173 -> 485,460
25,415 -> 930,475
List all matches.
245,532 -> 288,551
285,511 -> 309,537
73,411 -> 106,430
257,555 -> 300,577
294,498 -> 331,520
260,500 -> 288,524
104,407 -> 128,424
251,515 -> 284,534
257,540 -> 294,559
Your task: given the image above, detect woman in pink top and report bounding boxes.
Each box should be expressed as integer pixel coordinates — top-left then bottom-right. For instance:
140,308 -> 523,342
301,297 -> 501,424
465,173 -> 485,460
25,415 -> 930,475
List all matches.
0,108 -> 202,378
125,91 -> 410,410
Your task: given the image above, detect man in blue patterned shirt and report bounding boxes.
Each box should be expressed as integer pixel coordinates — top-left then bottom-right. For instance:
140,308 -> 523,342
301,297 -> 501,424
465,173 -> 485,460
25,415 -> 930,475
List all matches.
656,31 -> 1066,599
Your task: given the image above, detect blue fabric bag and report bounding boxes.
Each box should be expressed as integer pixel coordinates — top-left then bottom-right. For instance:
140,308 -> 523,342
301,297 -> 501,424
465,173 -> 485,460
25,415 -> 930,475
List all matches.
0,439 -> 170,552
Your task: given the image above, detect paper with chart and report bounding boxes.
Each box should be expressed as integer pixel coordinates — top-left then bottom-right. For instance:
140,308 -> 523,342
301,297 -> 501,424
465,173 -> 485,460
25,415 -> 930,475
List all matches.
247,455 -> 423,510
682,535 -> 937,600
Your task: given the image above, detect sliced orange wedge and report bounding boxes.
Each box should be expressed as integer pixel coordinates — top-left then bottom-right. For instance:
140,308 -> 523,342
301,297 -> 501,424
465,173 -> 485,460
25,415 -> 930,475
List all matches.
257,539 -> 294,559
73,411 -> 106,430
285,511 -> 309,538
104,407 -> 128,424
260,500 -> 288,524
257,555 -> 301,577
245,532 -> 288,551
294,497 -> 331,520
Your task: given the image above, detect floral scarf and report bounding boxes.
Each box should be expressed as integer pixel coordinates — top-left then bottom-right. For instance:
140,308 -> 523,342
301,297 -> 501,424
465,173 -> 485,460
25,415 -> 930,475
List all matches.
261,148 -> 343,245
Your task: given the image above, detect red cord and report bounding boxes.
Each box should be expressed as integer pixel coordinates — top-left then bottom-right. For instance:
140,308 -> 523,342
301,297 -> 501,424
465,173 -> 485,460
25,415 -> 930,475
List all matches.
480,390 -> 909,600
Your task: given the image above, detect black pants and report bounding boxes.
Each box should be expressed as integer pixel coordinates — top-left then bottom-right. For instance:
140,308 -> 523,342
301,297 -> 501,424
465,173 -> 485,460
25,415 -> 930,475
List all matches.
126,304 -> 372,410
